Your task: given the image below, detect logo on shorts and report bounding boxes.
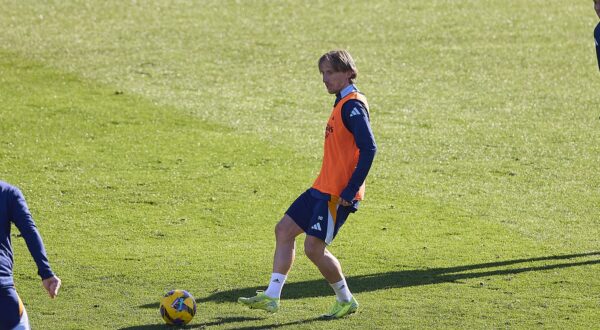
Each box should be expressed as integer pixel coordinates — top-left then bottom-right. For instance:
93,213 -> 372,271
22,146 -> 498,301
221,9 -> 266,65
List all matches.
311,223 -> 322,231
318,216 -> 324,221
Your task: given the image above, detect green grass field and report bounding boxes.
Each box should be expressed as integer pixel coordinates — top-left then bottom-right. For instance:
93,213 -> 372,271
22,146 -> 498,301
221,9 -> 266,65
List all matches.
1,1 -> 599,329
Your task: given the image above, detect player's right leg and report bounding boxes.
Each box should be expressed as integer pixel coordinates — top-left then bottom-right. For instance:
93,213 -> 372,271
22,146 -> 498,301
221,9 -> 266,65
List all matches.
273,214 -> 304,275
238,214 -> 304,313
237,291 -> 280,313
0,287 -> 29,330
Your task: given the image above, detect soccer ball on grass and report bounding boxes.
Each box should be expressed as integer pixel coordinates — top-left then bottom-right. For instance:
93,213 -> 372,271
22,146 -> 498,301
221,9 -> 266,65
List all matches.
159,289 -> 197,325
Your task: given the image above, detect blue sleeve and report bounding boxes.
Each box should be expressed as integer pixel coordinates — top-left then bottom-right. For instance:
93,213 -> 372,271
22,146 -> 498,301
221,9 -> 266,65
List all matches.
595,22 -> 600,71
340,99 -> 377,202
8,187 -> 54,280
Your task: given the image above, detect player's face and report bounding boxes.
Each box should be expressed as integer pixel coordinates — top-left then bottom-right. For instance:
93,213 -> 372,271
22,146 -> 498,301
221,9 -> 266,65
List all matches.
596,0 -> 600,18
320,61 -> 353,94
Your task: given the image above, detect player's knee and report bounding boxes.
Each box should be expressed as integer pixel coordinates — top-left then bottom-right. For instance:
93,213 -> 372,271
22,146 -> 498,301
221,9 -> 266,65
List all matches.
304,240 -> 325,261
275,215 -> 301,242
274,219 -> 291,241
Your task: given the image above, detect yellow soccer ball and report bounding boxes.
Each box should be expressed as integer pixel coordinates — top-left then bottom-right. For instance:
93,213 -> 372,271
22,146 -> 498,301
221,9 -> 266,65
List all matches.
159,289 -> 197,325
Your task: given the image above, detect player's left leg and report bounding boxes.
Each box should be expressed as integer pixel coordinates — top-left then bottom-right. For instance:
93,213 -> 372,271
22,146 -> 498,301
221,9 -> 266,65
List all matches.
304,236 -> 359,318
304,235 -> 343,283
304,201 -> 358,318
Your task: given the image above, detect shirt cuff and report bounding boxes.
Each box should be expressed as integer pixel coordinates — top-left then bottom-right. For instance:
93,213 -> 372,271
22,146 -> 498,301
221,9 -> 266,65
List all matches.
340,184 -> 359,202
38,269 -> 55,280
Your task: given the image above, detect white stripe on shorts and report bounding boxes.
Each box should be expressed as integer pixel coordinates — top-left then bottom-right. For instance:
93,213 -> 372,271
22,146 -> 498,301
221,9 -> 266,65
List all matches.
325,205 -> 337,245
13,308 -> 30,330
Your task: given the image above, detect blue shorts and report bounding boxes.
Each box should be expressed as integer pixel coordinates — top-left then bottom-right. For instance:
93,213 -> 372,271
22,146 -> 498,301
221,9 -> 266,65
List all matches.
285,189 -> 355,245
0,286 -> 25,329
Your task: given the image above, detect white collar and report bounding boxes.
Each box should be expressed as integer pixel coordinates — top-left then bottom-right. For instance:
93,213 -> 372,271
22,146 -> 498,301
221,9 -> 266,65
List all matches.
339,84 -> 358,98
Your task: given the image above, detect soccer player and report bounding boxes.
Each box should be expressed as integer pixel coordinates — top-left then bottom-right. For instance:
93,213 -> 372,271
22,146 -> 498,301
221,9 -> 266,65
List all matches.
595,0 -> 600,70
239,50 -> 377,318
1,181 -> 61,329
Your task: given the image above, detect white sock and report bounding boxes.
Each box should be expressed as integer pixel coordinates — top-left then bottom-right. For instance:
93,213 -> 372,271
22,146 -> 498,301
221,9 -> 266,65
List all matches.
264,273 -> 287,299
330,278 -> 352,302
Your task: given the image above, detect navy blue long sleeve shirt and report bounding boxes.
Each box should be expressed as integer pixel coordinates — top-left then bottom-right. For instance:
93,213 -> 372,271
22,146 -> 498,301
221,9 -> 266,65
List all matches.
334,85 -> 377,203
595,22 -> 600,71
0,181 -> 54,288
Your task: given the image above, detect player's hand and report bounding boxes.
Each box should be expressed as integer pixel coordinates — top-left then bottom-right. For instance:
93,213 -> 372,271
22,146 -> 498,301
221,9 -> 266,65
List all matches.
42,275 -> 61,299
339,198 -> 352,207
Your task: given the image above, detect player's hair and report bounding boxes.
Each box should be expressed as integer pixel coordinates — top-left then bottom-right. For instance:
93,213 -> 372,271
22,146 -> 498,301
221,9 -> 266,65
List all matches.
318,50 -> 358,83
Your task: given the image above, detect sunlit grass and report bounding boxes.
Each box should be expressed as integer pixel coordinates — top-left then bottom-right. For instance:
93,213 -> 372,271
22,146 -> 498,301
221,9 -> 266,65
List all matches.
0,1 -> 598,328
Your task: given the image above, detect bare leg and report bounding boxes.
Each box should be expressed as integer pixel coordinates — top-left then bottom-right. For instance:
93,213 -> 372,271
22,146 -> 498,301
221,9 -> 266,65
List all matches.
238,215 -> 303,307
304,235 -> 343,283
273,214 -> 304,275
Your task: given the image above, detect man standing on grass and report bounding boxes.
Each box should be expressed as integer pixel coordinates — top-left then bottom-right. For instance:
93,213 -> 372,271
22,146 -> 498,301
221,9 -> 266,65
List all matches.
0,181 -> 61,329
595,0 -> 600,70
238,50 -> 377,318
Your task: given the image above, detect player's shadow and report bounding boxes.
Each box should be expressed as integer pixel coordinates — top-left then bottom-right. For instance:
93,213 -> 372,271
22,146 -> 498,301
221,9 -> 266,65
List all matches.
230,316 -> 333,330
137,251 -> 599,314
119,316 -> 265,329
195,251 -> 600,304
134,252 -> 598,328
120,316 -> 332,330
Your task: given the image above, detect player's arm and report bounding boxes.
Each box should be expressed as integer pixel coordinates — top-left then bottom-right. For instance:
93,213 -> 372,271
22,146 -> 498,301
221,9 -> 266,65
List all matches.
8,186 -> 61,298
595,22 -> 600,71
339,100 -> 377,204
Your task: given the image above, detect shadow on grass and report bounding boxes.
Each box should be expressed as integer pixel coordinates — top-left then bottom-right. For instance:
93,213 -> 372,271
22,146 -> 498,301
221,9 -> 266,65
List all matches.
119,316 -> 264,329
231,316 -> 332,330
194,251 -> 600,304
135,251 -> 599,328
120,316 -> 331,330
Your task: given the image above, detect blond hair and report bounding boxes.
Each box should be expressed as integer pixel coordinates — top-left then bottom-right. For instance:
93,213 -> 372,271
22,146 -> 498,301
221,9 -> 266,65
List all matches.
318,50 -> 358,83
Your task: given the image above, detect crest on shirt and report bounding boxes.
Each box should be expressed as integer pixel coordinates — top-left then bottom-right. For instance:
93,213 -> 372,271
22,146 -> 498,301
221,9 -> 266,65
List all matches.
325,124 -> 333,138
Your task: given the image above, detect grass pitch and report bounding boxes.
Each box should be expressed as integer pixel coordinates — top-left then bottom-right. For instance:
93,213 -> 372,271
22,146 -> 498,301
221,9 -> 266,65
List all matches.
1,1 -> 599,329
